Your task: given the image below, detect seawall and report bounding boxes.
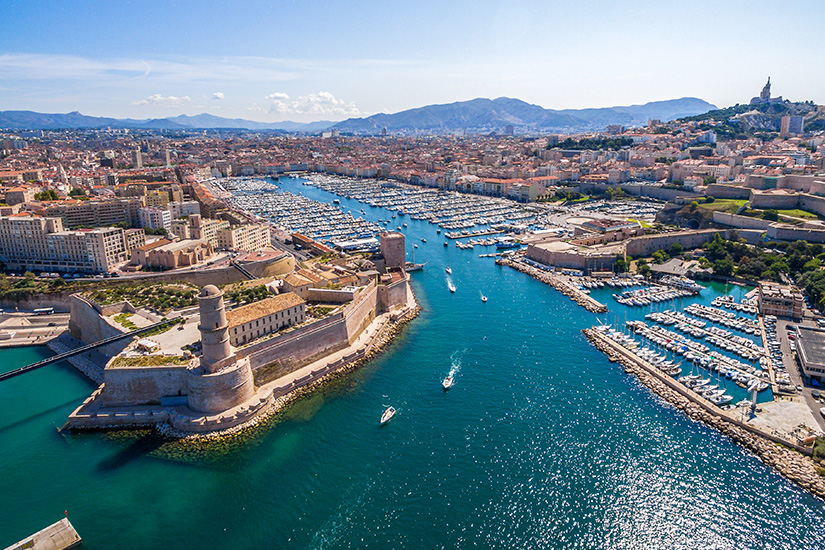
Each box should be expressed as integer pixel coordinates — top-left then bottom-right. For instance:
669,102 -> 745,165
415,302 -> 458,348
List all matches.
584,327 -> 825,499
497,256 -> 607,313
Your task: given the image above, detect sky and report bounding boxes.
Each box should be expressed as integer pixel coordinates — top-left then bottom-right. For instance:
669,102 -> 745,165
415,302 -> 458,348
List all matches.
1,0 -> 824,123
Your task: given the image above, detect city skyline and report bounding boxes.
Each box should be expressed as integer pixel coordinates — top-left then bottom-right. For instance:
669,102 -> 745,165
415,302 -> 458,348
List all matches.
2,0 -> 825,123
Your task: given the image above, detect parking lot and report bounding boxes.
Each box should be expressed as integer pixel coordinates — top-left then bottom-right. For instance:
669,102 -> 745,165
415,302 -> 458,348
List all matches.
769,315 -> 825,431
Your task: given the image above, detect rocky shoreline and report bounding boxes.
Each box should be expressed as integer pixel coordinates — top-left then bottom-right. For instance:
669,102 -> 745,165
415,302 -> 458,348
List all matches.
497,257 -> 608,313
583,327 -> 825,500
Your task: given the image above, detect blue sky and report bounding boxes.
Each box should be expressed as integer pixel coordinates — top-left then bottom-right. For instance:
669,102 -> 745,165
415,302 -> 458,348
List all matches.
1,0 -> 824,122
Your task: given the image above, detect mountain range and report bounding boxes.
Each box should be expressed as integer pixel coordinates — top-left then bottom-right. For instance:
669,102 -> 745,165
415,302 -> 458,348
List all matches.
0,97 -> 716,134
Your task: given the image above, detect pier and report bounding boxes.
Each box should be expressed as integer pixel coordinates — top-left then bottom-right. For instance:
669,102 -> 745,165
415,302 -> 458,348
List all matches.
497,256 -> 607,313
445,230 -> 503,239
3,518 -> 80,550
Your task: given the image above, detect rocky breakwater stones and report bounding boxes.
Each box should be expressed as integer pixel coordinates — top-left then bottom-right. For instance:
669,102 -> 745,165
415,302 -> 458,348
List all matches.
583,328 -> 825,499
500,259 -> 607,313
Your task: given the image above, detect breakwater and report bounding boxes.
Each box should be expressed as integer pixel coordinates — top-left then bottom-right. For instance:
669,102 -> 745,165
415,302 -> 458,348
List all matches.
584,327 -> 825,499
497,256 -> 608,313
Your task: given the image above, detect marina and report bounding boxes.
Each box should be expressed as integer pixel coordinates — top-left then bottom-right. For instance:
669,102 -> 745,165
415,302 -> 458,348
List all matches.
2,175 -> 825,549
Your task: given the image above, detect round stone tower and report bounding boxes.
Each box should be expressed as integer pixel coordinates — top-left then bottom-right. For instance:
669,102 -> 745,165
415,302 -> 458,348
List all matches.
187,284 -> 255,414
198,284 -> 232,373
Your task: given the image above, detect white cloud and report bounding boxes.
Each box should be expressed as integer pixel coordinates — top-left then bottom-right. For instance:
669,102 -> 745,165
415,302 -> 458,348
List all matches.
265,92 -> 290,100
267,91 -> 362,117
131,93 -> 191,107
211,92 -> 225,100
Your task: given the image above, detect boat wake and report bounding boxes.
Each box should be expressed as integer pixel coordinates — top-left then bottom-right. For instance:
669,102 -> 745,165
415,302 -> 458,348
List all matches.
446,276 -> 457,293
448,349 -> 465,377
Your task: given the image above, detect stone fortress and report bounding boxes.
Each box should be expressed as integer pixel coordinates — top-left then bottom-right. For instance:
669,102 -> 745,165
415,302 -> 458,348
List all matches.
66,231 -> 417,434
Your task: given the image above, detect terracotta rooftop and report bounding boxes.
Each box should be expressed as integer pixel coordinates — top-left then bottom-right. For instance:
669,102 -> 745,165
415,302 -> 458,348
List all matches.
226,292 -> 305,327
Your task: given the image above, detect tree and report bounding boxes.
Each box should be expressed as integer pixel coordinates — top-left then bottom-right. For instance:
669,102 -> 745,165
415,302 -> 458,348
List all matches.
689,201 -> 699,212
614,258 -> 628,273
69,188 -> 86,197
705,195 -> 715,203
713,257 -> 735,277
34,189 -> 58,201
652,249 -> 669,264
763,209 -> 779,221
669,243 -> 684,256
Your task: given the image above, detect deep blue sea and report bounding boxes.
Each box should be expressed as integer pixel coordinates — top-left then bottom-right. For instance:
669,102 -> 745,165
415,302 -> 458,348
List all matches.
1,177 -> 823,549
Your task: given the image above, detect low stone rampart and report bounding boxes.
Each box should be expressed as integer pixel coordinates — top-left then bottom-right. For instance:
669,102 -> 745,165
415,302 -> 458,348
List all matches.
625,229 -> 723,257
102,364 -> 189,407
712,212 -> 772,230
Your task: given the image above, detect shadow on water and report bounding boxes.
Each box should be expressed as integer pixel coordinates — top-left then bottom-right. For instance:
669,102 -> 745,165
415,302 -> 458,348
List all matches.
0,398 -> 82,435
95,432 -> 164,472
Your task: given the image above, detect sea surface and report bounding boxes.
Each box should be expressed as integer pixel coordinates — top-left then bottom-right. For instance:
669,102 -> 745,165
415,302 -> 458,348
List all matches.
1,177 -> 824,549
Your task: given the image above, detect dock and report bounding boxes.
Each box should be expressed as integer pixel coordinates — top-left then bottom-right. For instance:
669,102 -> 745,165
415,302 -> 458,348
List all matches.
445,230 -> 503,239
4,518 -> 81,550
584,326 -> 825,499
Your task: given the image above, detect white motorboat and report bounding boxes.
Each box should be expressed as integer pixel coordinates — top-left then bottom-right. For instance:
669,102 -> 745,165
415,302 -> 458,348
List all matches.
445,267 -> 452,274
380,406 -> 396,425
448,281 -> 456,293
442,375 -> 454,390
481,294 -> 488,302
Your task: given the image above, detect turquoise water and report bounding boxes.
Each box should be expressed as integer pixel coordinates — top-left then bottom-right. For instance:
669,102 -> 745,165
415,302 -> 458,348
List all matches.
1,178 -> 824,548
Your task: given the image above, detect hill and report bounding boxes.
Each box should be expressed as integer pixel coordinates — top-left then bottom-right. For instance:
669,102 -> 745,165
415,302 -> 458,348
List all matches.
0,111 -> 327,132
0,96 -> 716,134
332,97 -> 716,134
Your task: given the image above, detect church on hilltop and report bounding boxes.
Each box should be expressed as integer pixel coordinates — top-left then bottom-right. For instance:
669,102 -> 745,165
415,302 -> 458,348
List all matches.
750,77 -> 784,105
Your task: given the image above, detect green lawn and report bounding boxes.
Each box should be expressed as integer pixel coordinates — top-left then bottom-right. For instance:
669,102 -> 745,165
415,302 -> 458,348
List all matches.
698,199 -> 748,213
775,209 -> 821,220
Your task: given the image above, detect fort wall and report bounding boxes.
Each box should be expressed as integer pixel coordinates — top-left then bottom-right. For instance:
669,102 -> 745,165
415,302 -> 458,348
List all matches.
102,365 -> 188,407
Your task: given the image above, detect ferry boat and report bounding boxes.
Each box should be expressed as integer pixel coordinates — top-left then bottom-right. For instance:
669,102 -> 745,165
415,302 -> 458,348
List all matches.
495,237 -> 520,249
380,406 -> 396,425
442,375 -> 454,390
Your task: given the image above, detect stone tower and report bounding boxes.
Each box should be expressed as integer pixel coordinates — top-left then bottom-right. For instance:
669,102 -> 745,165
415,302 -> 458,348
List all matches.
760,77 -> 771,102
186,284 -> 255,414
197,284 -> 232,373
379,231 -> 406,271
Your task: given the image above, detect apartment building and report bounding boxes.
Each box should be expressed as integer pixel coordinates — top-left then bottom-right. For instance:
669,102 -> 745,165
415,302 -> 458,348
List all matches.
168,200 -> 200,219
138,207 -> 172,231
124,228 -> 146,252
226,292 -> 306,346
217,224 -> 270,251
42,198 -> 144,229
188,214 -> 230,245
758,283 -> 803,319
0,215 -> 127,273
